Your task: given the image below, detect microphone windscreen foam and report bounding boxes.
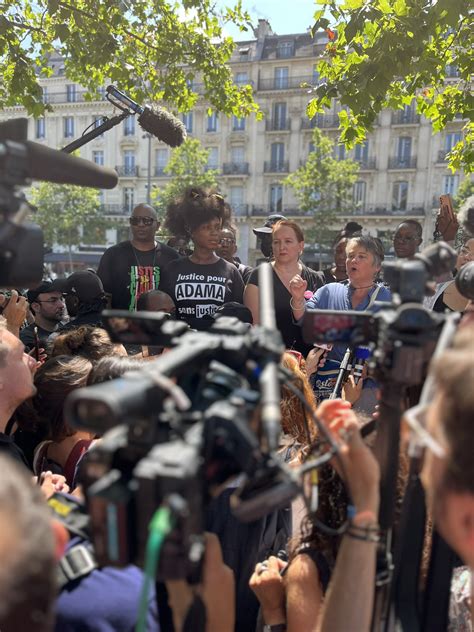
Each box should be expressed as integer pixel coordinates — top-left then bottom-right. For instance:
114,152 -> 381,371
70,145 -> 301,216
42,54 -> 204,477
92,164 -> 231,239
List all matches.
138,106 -> 187,147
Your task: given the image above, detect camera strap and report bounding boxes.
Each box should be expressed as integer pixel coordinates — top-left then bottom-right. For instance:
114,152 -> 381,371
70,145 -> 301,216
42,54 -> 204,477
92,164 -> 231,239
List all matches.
57,541 -> 98,589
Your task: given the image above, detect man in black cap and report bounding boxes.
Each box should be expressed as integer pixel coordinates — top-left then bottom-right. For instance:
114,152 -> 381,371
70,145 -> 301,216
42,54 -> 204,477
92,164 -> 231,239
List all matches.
252,214 -> 287,260
54,270 -> 107,332
20,281 -> 65,350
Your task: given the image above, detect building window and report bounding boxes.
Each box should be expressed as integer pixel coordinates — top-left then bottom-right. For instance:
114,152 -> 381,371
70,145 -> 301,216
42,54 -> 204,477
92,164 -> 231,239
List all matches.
354,141 -> 369,162
66,84 -> 77,102
397,137 -> 412,163
63,117 -> 74,138
41,87 -> 48,104
207,112 -> 218,132
229,186 -> 244,214
123,187 -> 135,213
273,102 -> 287,130
392,181 -> 408,210
445,132 -> 462,152
155,148 -> 168,175
123,150 -> 136,175
207,147 -> 219,170
270,184 -> 283,213
97,86 -> 106,99
92,151 -> 104,165
335,144 -> 346,160
231,146 -> 245,164
353,181 -> 367,207
274,66 -> 289,89
277,41 -> 294,58
93,116 -> 105,138
235,72 -> 249,85
232,116 -> 245,131
271,142 -> 285,169
123,116 -> 135,136
35,118 -> 45,139
442,175 -> 459,197
182,113 -> 193,133
312,64 -> 319,84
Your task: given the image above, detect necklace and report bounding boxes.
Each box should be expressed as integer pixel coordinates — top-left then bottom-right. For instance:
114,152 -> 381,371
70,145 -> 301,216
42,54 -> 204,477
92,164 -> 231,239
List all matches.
350,282 -> 375,290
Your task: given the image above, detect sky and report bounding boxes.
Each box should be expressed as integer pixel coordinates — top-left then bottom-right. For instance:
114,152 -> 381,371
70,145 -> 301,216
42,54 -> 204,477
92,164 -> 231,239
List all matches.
217,0 -> 318,40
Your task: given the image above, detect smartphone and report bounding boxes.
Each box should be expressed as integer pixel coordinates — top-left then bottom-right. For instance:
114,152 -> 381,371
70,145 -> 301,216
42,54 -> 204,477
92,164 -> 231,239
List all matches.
302,309 -> 376,346
439,194 -> 455,219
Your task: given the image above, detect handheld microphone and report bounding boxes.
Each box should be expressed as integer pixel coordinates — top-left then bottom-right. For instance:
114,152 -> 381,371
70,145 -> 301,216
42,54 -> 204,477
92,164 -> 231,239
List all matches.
106,85 -> 187,147
458,195 -> 474,237
0,138 -> 118,189
353,346 -> 371,385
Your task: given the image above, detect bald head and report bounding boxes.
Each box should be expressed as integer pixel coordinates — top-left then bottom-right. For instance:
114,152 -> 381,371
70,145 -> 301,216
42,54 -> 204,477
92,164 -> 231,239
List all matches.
130,204 -> 160,247
132,204 -> 157,220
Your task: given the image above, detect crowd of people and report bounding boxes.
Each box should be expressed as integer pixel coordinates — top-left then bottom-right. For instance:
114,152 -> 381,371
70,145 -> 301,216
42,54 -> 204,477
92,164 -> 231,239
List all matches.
0,186 -> 473,632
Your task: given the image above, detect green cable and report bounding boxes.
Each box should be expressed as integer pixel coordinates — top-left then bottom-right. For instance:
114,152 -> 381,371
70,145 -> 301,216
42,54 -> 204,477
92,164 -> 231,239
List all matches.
136,506 -> 174,632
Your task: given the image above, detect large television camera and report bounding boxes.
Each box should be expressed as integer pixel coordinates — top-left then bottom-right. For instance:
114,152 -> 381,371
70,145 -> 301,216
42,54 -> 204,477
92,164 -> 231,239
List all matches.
65,266 -> 308,581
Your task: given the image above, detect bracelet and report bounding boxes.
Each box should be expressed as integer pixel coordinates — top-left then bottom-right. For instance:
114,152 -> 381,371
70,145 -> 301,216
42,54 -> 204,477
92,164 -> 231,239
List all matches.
290,297 -> 305,311
351,510 -> 379,528
345,529 -> 380,543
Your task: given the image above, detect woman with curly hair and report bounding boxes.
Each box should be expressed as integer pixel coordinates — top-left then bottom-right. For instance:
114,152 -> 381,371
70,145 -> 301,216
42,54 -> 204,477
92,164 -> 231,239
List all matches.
159,187 -> 244,329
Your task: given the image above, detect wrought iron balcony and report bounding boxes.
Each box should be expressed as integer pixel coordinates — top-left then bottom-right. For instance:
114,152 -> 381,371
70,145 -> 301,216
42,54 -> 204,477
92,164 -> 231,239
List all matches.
263,161 -> 289,173
391,111 -> 421,125
257,75 -> 313,91
388,156 -> 417,169
222,162 -> 249,175
301,114 -> 339,129
266,118 -> 291,131
115,165 -> 139,177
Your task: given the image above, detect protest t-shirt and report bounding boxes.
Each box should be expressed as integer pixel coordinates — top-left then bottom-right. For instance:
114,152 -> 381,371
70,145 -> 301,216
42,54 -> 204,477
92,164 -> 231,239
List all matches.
97,241 -> 179,310
159,257 -> 244,330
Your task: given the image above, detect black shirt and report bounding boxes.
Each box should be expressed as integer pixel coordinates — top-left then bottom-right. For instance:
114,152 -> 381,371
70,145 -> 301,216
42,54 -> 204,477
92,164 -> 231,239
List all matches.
0,433 -> 31,470
248,264 -> 325,355
97,241 -> 179,310
159,257 -> 244,330
20,323 -> 55,351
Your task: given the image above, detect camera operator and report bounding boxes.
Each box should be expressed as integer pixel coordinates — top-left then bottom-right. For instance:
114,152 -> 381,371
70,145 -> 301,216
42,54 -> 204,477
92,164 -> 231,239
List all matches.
0,289 -> 28,339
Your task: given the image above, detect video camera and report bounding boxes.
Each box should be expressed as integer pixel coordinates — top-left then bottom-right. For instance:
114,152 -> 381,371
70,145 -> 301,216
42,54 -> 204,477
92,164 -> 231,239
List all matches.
0,118 -> 117,287
65,266 -> 301,581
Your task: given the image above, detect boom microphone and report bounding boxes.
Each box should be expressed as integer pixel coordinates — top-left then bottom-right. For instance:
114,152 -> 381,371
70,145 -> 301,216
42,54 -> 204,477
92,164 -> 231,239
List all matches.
0,138 -> 118,189
106,85 -> 186,147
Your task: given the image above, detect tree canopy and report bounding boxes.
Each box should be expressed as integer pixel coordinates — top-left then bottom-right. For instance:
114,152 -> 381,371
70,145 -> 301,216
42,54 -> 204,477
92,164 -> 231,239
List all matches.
30,183 -> 113,261
152,137 -> 220,220
0,0 -> 259,118
284,127 -> 359,247
309,0 -> 473,172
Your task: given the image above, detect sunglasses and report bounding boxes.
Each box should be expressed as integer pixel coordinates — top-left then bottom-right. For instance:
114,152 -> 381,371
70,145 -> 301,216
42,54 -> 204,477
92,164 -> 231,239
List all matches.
402,404 -> 446,460
130,216 -> 155,226
219,238 -> 236,246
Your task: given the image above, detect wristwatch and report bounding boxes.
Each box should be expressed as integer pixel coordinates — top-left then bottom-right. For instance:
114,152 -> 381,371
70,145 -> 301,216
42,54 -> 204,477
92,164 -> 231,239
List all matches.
263,625 -> 286,632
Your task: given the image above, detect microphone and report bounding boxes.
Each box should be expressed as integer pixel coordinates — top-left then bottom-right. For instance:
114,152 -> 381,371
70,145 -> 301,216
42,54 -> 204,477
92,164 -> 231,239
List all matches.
352,346 -> 371,385
458,196 -> 474,237
106,85 -> 187,147
0,139 -> 118,189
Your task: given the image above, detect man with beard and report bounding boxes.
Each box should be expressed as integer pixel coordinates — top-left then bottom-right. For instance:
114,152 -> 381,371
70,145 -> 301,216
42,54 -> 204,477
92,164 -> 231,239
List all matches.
97,203 -> 179,310
20,281 -> 65,351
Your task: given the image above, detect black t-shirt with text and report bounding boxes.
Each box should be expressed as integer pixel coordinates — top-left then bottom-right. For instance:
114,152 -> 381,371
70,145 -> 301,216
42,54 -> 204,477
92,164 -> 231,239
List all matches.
97,241 -> 179,310
159,257 -> 244,330
248,263 -> 325,355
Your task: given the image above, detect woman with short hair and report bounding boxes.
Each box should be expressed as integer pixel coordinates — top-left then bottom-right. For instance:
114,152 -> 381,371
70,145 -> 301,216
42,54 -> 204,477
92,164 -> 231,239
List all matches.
290,235 -> 391,405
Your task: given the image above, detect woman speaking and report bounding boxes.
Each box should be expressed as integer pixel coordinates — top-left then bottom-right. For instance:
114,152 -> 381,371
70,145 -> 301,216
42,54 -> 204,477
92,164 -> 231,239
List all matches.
244,220 -> 325,355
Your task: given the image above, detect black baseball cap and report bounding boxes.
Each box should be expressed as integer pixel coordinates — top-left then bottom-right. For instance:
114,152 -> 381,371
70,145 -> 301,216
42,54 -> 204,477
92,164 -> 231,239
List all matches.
252,214 -> 287,236
53,271 -> 105,302
213,301 -> 253,324
26,280 -> 63,304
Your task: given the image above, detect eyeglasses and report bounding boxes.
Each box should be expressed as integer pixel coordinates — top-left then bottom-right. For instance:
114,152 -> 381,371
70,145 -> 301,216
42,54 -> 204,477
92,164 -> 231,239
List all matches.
130,216 -> 155,226
402,404 -> 446,459
459,247 -> 473,260
219,238 -> 236,246
35,297 -> 65,304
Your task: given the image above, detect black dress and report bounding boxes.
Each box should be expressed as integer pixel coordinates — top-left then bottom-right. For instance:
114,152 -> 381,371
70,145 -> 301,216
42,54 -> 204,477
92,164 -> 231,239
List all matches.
247,264 -> 325,355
